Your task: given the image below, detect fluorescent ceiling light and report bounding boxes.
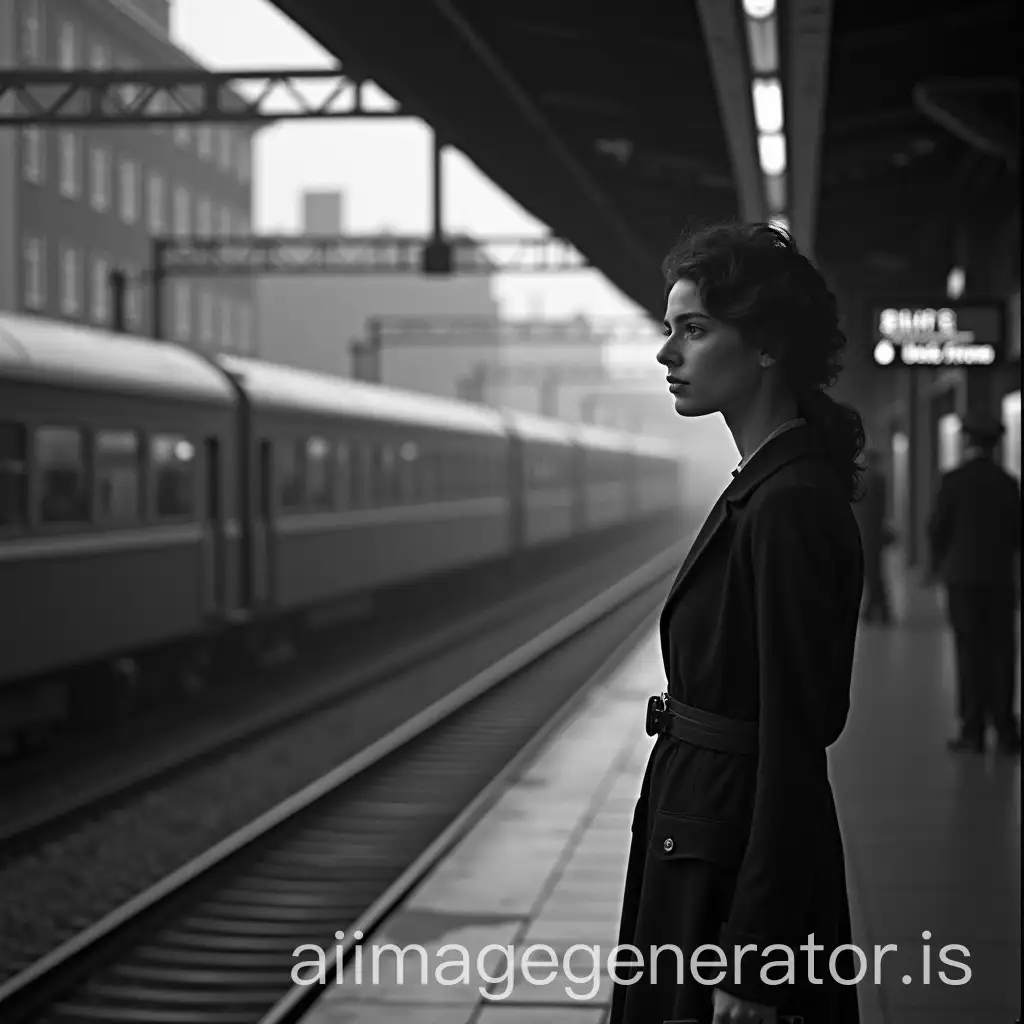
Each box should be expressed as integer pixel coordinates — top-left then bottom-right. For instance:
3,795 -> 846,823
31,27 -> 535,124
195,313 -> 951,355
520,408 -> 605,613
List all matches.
758,132 -> 787,175
752,78 -> 783,133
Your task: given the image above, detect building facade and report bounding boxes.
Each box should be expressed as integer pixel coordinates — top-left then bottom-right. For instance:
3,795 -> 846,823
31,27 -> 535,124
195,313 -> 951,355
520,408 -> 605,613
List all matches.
2,0 -> 257,353
257,188 -> 503,395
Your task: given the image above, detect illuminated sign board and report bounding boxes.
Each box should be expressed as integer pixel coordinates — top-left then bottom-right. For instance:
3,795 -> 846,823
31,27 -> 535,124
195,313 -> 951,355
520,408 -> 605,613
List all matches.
871,302 -> 1005,368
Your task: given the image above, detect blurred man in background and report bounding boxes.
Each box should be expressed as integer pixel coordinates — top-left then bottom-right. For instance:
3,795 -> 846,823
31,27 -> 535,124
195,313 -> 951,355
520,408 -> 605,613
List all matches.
855,448 -> 894,625
928,414 -> 1021,755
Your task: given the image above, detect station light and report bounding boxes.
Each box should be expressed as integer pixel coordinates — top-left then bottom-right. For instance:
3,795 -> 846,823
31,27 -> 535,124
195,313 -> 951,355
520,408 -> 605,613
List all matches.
765,172 -> 786,212
947,266 -> 965,300
752,77 -> 784,134
758,132 -> 787,176
874,340 -> 896,366
743,0 -> 776,18
746,16 -> 778,74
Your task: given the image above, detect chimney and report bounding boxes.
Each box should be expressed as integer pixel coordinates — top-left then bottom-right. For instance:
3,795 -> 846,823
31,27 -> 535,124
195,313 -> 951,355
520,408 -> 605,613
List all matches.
302,190 -> 345,235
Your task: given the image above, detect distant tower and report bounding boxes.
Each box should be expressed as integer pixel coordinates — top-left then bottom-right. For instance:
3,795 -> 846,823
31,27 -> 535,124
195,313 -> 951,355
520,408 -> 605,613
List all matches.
301,190 -> 345,235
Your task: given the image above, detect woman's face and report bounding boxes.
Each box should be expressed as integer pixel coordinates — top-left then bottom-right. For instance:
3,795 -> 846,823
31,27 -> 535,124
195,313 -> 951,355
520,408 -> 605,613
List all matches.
657,278 -> 763,418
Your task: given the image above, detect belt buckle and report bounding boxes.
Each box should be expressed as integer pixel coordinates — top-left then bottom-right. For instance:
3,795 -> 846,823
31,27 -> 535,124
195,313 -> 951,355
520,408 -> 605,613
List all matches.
646,693 -> 667,736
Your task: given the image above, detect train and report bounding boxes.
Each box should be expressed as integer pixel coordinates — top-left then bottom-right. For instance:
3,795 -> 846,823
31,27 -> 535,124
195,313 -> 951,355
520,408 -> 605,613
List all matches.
0,311 -> 683,743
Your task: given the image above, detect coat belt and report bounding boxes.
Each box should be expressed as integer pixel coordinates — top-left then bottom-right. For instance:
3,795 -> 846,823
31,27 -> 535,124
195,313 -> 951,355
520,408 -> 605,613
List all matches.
646,692 -> 758,756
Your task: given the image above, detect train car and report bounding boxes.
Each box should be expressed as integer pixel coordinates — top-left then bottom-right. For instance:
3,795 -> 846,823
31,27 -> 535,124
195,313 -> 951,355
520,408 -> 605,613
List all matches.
632,433 -> 683,515
502,409 -> 579,547
218,355 -> 512,624
0,312 -> 236,723
575,422 -> 636,530
0,311 -> 690,747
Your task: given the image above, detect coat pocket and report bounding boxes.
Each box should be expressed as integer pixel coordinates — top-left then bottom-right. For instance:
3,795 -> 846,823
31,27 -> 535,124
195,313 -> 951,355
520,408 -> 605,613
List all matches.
649,809 -> 748,869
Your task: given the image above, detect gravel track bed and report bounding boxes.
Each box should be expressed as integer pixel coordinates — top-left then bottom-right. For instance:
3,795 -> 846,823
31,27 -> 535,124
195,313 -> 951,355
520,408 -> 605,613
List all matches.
0,535 -> 678,986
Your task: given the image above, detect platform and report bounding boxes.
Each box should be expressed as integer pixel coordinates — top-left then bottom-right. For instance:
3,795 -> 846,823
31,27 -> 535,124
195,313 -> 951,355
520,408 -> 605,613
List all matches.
298,563 -> 1021,1024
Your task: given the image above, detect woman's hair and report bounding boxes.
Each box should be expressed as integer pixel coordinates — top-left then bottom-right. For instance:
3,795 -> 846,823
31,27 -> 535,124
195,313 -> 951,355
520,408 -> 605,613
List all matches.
662,221 -> 866,501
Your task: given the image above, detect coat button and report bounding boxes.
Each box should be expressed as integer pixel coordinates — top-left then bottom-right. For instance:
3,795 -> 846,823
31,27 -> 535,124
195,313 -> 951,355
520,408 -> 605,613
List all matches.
663,837 -> 674,852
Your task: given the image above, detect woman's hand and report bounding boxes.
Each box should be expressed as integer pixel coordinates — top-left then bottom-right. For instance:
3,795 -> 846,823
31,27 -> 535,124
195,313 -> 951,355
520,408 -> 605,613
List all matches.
712,986 -> 777,1022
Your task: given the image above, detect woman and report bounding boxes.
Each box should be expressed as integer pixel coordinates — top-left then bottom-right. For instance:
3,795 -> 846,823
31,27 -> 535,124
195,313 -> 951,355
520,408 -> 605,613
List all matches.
609,223 -> 865,1024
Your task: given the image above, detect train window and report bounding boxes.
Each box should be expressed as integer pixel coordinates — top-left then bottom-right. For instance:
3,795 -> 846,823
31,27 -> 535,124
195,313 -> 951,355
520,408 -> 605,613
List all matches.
151,434 -> 196,518
306,436 -> 332,509
415,445 -> 435,503
440,451 -> 456,500
475,451 -> 487,497
37,426 -> 90,524
95,430 -> 140,523
465,450 -> 479,497
336,440 -> 351,509
397,441 -> 418,504
348,440 -> 368,508
278,438 -> 304,509
377,443 -> 397,506
0,423 -> 28,527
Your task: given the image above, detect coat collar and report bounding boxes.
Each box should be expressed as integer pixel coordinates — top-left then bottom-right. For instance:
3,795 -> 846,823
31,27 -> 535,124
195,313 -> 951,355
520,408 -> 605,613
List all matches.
661,423 -> 822,616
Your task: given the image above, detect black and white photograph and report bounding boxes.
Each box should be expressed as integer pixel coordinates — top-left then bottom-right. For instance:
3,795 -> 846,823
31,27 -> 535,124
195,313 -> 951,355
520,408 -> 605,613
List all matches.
0,2 -> 1019,1022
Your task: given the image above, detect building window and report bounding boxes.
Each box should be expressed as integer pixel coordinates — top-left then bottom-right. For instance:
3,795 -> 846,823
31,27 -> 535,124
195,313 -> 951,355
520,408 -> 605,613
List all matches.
173,124 -> 191,149
126,275 -> 143,331
197,126 -> 213,160
173,186 -> 190,236
58,131 -> 80,199
90,145 -> 111,211
119,158 -> 138,224
37,427 -> 89,524
199,291 -> 215,345
174,282 -> 191,341
196,196 -> 212,236
23,237 -> 46,311
91,255 -> 110,325
60,245 -> 81,316
218,128 -> 233,173
90,41 -> 110,70
22,128 -> 44,184
22,0 -> 43,65
58,20 -> 78,70
148,172 -> 166,234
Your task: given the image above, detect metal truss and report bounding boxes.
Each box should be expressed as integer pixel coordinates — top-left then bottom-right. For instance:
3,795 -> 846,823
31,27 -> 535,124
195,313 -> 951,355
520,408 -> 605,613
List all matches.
153,235 -> 591,276
371,314 -> 663,347
474,364 -> 653,385
0,69 -> 404,125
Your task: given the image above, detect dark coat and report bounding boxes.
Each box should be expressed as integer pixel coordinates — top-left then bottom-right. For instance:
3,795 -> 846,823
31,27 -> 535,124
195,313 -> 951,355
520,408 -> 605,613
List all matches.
852,466 -> 888,556
927,456 -> 1021,589
610,424 -> 864,1024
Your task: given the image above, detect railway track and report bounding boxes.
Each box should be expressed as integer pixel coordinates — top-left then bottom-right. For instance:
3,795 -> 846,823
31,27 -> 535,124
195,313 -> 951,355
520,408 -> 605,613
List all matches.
0,538 -> 685,1024
0,520 -> 683,862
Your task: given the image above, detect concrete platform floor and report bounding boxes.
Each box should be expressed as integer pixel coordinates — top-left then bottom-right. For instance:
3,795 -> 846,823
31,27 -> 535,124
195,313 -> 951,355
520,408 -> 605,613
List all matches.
297,568 -> 1020,1024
